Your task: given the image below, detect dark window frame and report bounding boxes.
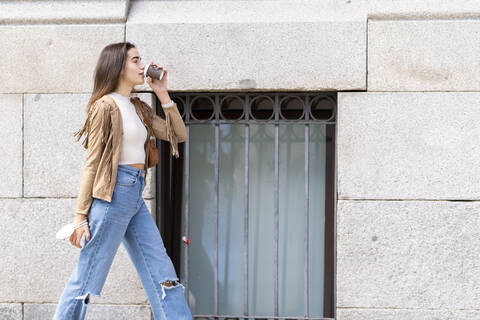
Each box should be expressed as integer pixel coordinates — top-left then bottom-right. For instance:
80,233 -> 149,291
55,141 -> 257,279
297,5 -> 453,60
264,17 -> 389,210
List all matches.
154,91 -> 337,319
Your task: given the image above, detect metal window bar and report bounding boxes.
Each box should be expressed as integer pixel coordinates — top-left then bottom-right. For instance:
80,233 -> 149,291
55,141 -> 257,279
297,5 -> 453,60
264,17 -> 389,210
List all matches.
244,94 -> 250,318
214,95 -> 220,315
163,92 -> 336,320
304,95 -> 310,318
274,95 -> 280,317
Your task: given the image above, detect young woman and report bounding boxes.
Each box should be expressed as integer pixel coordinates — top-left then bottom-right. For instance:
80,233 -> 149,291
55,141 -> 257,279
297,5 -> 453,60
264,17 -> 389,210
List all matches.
53,42 -> 192,320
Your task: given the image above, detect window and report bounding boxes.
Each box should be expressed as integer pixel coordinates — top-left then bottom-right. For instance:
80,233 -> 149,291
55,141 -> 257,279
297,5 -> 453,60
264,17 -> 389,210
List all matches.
155,92 -> 336,320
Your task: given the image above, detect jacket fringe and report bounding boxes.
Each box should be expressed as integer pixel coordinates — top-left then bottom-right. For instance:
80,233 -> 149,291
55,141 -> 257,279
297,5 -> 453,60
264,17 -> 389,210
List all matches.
165,111 -> 179,158
73,101 -> 112,181
73,102 -> 98,149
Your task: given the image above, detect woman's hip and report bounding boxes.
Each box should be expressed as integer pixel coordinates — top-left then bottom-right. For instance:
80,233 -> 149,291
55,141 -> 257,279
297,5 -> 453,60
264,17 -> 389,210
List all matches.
91,164 -> 146,222
114,163 -> 144,192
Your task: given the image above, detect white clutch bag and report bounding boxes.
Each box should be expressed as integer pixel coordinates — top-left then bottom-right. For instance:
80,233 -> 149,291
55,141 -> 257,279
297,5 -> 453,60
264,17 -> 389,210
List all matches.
56,223 -> 87,248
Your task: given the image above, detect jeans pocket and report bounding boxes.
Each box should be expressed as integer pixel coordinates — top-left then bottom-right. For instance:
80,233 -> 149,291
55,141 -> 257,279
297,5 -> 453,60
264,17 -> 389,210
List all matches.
82,199 -> 109,250
80,220 -> 95,251
115,173 -> 138,186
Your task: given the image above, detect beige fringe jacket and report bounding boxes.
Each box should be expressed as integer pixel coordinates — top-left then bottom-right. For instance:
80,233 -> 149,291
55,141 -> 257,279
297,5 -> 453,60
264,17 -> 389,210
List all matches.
73,94 -> 187,217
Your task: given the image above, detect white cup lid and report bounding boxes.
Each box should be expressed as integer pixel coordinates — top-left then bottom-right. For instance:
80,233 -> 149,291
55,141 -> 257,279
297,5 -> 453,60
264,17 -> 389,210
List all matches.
144,63 -> 151,78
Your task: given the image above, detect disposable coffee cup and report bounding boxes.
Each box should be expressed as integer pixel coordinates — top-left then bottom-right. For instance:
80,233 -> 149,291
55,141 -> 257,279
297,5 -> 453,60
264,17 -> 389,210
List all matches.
144,63 -> 165,80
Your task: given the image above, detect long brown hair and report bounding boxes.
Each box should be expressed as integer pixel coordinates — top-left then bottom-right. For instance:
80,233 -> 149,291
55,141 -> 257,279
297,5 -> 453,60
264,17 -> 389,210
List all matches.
73,41 -> 135,146
87,41 -> 136,111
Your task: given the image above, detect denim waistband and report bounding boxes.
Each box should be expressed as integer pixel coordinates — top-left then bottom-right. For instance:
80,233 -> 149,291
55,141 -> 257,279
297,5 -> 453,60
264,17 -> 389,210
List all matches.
117,164 -> 146,177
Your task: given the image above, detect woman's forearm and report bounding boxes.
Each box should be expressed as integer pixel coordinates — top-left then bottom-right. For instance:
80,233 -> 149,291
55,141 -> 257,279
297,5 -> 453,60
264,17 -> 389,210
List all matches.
154,89 -> 171,105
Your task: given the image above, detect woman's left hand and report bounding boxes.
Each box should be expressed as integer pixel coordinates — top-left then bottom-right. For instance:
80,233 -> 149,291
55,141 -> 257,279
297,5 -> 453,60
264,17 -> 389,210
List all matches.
145,61 -> 168,92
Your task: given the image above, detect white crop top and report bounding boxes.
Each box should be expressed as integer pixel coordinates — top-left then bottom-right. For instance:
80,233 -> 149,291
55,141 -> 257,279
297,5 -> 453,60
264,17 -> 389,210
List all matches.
109,92 -> 147,165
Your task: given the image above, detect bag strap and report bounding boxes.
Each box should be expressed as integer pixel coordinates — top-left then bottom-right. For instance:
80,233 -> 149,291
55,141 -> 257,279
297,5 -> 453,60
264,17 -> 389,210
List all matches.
131,98 -> 153,138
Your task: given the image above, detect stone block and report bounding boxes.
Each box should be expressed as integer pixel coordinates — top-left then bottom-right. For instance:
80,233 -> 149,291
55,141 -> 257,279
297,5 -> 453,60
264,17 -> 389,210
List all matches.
337,308 -> 480,320
338,92 -> 480,200
367,0 -> 480,20
0,304 -> 22,320
0,1 -> 128,24
0,25 -> 124,93
0,198 -> 149,304
24,93 -> 90,198
337,200 -> 480,309
368,20 -> 480,91
24,303 -> 151,320
127,0 -> 366,91
0,94 -> 23,197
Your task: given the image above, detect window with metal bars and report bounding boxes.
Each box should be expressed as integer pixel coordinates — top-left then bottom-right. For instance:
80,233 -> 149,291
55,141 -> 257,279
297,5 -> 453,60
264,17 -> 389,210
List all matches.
155,92 -> 336,320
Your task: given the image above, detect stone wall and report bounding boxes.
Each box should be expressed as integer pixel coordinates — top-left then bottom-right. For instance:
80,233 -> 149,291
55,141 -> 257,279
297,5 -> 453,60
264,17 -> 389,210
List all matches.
0,0 -> 478,319
337,1 -> 480,319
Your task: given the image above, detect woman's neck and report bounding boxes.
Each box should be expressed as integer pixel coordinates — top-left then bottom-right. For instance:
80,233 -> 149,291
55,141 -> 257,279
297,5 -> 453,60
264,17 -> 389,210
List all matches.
113,83 -> 133,98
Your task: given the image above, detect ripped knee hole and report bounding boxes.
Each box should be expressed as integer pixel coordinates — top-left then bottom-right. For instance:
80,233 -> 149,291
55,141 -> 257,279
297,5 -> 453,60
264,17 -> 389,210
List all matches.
161,280 -> 178,287
74,292 -> 101,304
160,279 -> 184,300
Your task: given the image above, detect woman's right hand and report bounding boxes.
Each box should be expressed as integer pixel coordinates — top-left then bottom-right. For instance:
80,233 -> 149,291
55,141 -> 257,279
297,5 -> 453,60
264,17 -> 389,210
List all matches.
70,214 -> 91,248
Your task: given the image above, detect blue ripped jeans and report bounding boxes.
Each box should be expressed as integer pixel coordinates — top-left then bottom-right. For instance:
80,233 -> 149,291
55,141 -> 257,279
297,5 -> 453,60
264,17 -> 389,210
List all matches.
53,164 -> 193,320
